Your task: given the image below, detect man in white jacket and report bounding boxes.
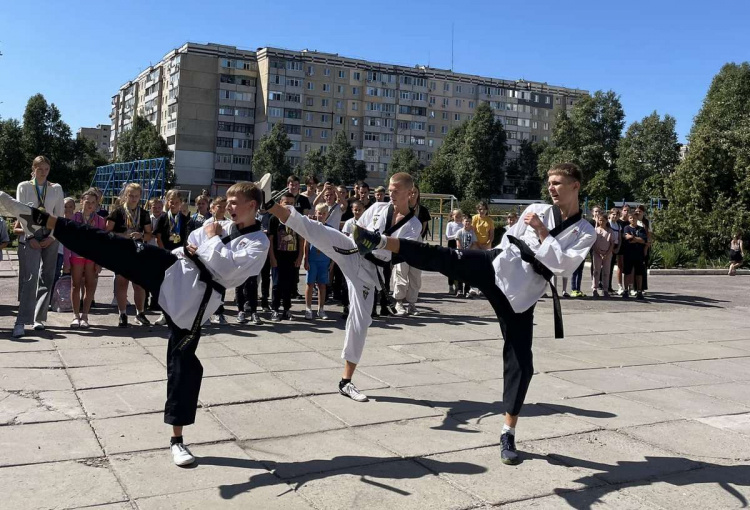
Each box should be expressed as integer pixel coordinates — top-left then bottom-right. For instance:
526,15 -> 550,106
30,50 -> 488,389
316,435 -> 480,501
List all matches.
0,179 -> 269,467
352,163 -> 595,465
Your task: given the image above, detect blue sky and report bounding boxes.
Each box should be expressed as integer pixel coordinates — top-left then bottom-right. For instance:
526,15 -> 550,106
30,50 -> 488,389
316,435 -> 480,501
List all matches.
1,0 -> 748,143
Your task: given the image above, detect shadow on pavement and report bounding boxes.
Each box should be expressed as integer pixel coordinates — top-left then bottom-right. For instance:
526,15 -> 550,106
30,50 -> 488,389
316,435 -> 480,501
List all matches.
197,454 -> 487,500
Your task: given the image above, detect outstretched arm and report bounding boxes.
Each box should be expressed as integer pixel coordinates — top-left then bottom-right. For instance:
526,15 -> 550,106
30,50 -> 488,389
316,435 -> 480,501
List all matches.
268,203 -> 291,224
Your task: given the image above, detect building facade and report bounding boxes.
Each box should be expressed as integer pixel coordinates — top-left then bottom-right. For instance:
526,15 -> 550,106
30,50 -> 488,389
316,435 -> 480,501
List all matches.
77,124 -> 111,159
110,42 -> 587,196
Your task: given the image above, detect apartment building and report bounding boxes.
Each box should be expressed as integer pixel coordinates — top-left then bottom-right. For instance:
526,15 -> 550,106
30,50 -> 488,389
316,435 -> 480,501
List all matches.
77,124 -> 111,159
110,42 -> 587,196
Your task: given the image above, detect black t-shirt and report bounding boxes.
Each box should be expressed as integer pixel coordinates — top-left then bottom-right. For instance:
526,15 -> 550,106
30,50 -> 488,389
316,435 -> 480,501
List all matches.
341,197 -> 373,222
417,204 -> 431,238
187,212 -> 212,235
293,194 -> 311,215
107,206 -> 150,234
154,212 -> 189,250
269,216 -> 300,260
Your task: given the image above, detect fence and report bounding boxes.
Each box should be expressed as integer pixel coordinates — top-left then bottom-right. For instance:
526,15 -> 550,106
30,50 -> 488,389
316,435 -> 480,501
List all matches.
90,158 -> 167,207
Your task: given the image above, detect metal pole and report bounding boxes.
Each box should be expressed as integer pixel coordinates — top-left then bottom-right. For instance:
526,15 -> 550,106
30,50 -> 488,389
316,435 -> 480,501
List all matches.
439,215 -> 444,246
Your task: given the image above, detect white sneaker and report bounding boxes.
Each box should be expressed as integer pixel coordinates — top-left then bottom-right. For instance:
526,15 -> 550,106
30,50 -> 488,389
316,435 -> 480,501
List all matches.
70,318 -> 81,328
12,324 -> 25,338
210,314 -> 228,325
318,309 -> 328,320
339,382 -> 369,402
407,303 -> 418,316
616,286 -> 624,296
237,311 -> 247,323
170,443 -> 195,466
155,313 -> 167,326
304,309 -> 314,320
394,302 -> 408,316
33,322 -> 45,331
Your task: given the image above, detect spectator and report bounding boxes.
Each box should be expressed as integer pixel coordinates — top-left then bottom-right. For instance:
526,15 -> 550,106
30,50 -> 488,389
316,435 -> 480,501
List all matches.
607,207 -> 622,293
729,231 -> 744,276
314,184 -> 343,229
106,182 -> 153,327
303,203 -> 332,320
67,189 -> 107,328
340,200 -> 365,318
622,211 -> 648,299
455,215 -> 478,297
635,204 -> 652,293
187,194 -> 211,235
145,197 -> 165,311
55,197 -> 76,289
472,201 -> 494,250
303,175 -> 319,204
615,204 -> 631,295
287,175 -> 311,216
393,186 -> 428,316
269,193 -> 303,321
153,189 -> 190,325
358,182 -> 373,210
256,201 -> 272,312
13,155 -> 65,338
591,211 -> 615,297
374,186 -> 386,202
445,209 -> 463,294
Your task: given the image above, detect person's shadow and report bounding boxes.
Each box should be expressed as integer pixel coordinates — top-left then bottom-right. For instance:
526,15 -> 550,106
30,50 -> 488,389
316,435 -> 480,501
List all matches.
196,454 -> 487,500
370,394 -> 616,432
525,452 -> 750,509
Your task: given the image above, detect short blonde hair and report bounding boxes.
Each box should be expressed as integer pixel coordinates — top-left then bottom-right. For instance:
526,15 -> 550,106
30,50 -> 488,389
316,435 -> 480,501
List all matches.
118,182 -> 142,206
315,202 -> 329,214
165,189 -> 183,202
227,181 -> 262,205
389,172 -> 414,189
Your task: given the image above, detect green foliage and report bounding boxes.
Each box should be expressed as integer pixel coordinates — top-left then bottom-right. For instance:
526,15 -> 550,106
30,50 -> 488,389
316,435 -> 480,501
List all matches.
324,131 -> 357,185
649,241 -> 696,269
0,118 -> 26,188
617,112 -> 680,202
300,149 -> 327,182
420,124 -> 465,196
115,115 -> 173,186
538,91 -> 626,203
455,103 -> 507,200
252,123 -> 292,190
387,148 -> 422,184
658,62 -> 750,257
507,140 -> 545,199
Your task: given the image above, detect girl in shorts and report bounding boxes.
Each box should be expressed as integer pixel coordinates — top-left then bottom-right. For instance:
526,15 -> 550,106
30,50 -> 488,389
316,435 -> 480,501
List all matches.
67,188 -> 107,327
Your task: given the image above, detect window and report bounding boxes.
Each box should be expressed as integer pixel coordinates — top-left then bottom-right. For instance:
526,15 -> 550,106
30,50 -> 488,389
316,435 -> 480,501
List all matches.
383,118 -> 394,128
233,138 -> 252,149
285,93 -> 301,103
233,123 -> 253,134
323,84 -> 330,92
398,120 -> 408,130
307,65 -> 314,75
216,153 -> 232,164
429,97 -> 436,105
367,87 -> 378,96
429,110 -> 435,118
220,90 -> 253,101
336,116 -> 344,125
321,99 -> 329,107
415,77 -> 426,87
321,130 -> 328,139
352,87 -> 359,95
531,134 -> 538,142
383,103 -> 396,113
428,124 -> 435,133
350,132 -> 357,141
218,121 -> 233,132
429,81 -> 436,90
381,133 -> 393,143
285,78 -> 301,87
532,121 -> 538,129
469,101 -> 475,108
306,97 -> 314,107
324,68 -> 331,76
441,126 -> 448,134
428,139 -> 434,147
443,82 -> 450,91
305,128 -> 312,137
321,114 -> 329,122
351,117 -> 359,126
232,155 -> 251,165
365,131 -> 378,141
218,106 -> 234,116
337,84 -> 344,93
397,135 -> 407,144
455,99 -> 462,107
442,98 -> 449,108
216,137 -> 233,148
269,91 -> 282,101
543,135 -> 549,142
287,61 -> 302,71
353,72 -> 361,80
454,113 -> 461,121
270,75 -> 282,85
412,92 -> 425,101
400,91 -> 410,100
455,85 -> 462,93
543,122 -> 549,130
338,70 -> 346,78
290,140 -> 300,150
507,131 -> 518,139
534,94 -> 539,103
305,112 -> 313,121
336,100 -> 343,109
307,82 -> 314,90
505,117 -> 517,126
285,109 -> 301,119
352,102 -> 358,111
545,96 -> 551,104
519,119 -> 530,127
382,88 -> 395,98
268,107 -> 283,117
366,117 -> 380,127
442,112 -> 448,120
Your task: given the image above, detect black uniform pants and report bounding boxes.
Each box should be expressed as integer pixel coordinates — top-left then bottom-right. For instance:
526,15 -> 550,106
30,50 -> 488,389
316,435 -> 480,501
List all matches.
53,218 -> 205,426
260,253 -> 271,307
272,257 -> 297,311
236,275 -> 258,313
398,239 -> 535,416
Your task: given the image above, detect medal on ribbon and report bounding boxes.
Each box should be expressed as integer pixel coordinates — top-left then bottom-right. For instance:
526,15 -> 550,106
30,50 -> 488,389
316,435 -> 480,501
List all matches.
33,178 -> 47,212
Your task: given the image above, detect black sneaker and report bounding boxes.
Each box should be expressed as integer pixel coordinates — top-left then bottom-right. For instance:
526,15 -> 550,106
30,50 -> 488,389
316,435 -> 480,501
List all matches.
636,291 -> 645,300
283,310 -> 294,321
352,224 -> 383,255
342,306 -> 349,320
134,312 -> 151,326
501,432 -> 519,465
118,313 -> 128,328
379,306 -> 390,317
271,310 -> 282,322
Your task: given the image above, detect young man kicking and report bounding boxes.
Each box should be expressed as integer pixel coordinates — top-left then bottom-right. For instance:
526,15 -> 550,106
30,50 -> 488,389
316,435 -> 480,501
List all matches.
263,172 -> 421,402
0,180 -> 269,467
352,163 -> 595,465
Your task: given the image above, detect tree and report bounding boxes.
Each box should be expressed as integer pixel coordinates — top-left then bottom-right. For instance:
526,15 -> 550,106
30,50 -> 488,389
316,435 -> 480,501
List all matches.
617,112 -> 680,202
506,140 -> 544,199
115,115 -> 175,187
386,148 -> 421,184
538,90 -> 626,203
455,103 -> 507,200
300,149 -> 327,182
420,123 -> 465,196
658,62 -> 750,256
0,118 -> 26,190
252,123 -> 292,190
324,131 -> 357,185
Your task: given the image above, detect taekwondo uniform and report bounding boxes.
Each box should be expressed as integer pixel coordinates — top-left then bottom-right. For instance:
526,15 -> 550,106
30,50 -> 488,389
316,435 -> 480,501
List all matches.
283,202 -> 421,363
391,203 -> 595,416
49,218 -> 269,425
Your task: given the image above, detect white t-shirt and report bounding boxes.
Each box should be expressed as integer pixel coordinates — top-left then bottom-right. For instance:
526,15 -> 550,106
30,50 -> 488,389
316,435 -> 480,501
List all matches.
356,202 -> 421,263
445,221 -> 462,240
324,202 -> 343,230
495,203 -> 595,314
342,217 -> 357,236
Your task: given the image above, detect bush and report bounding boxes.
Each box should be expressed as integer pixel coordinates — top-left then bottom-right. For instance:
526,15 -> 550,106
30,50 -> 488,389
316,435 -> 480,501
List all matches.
650,241 -> 696,269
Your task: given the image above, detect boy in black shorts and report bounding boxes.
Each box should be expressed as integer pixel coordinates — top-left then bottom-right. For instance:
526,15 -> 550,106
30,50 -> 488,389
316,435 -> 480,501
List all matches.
622,212 -> 648,299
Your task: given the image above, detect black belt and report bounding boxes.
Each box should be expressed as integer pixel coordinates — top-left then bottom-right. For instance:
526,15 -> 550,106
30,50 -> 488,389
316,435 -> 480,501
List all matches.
506,235 -> 565,339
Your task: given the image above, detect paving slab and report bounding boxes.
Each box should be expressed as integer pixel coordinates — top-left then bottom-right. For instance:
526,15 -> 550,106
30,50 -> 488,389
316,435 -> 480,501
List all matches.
619,387 -> 750,418
68,358 -> 166,389
53,333 -> 139,350
78,380 -> 167,419
0,389 -> 84,424
142,342 -> 238,365
399,380 -> 503,416
221,336 -> 312,355
135,483 -> 312,509
520,373 -> 602,403
0,367 -> 73,391
0,459 -> 127,510
0,337 -> 56,352
311,387 -> 443,426
0,350 -> 62,368
248,351 -> 341,371
533,351 -> 599,372
430,356 -> 505,381
199,355 -> 266,377
623,362 -> 730,387
623,419 -> 750,460
688,382 -> 750,408
698,412 -> 750,436
294,458 -> 481,510
555,348 -> 657,368
551,367 -> 670,394
273,367 -> 388,396
542,393 -> 680,429
356,415 -> 498,457
110,442 -> 267,499
531,430 -> 701,485
92,409 -> 233,454
0,419 -> 103,466
389,341 -> 483,361
675,358 -> 750,382
211,397 -> 345,440
59,346 -> 151,367
240,428 -> 394,479
430,444 -> 603,505
198,372 -> 299,406
361,361 -> 467,387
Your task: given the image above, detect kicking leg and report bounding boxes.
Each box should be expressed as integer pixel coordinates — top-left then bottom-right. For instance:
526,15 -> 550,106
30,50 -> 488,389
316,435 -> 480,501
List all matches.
338,273 -> 374,403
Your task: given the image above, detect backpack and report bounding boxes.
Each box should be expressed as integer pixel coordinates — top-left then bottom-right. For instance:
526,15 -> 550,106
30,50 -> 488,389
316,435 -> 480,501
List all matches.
51,275 -> 73,313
